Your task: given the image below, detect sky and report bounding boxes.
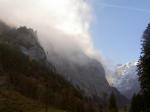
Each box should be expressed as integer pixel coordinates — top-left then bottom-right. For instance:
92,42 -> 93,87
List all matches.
0,0 -> 150,65
90,0 -> 150,64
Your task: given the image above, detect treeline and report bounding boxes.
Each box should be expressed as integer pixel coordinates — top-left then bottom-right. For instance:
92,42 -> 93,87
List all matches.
129,24 -> 150,112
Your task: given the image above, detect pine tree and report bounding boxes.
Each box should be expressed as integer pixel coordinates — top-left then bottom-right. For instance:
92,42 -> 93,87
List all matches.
108,92 -> 118,112
129,95 -> 136,112
129,94 -> 143,112
137,23 -> 150,111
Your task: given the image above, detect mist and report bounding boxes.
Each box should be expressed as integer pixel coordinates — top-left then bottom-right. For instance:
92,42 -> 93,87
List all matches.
0,0 -> 103,64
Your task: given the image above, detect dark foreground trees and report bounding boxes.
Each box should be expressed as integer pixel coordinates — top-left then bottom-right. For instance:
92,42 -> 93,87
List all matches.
108,92 -> 118,112
129,94 -> 143,112
137,23 -> 150,111
130,23 -> 150,112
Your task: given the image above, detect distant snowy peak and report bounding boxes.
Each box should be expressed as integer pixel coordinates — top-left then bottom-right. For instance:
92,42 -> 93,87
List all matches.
116,61 -> 138,75
117,61 -> 138,68
108,61 -> 140,99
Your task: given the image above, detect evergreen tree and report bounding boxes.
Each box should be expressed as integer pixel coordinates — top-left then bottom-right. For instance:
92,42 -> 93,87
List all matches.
129,94 -> 143,112
108,92 -> 118,112
137,23 -> 150,111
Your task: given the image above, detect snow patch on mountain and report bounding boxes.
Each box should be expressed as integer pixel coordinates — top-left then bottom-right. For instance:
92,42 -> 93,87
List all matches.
106,61 -> 140,99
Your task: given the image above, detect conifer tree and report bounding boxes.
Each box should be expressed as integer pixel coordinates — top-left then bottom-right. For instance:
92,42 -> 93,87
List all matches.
108,92 -> 118,112
137,23 -> 150,111
129,94 -> 143,112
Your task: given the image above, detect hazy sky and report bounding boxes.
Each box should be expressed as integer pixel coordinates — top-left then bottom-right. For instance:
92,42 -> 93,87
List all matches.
0,0 -> 150,65
90,0 -> 150,64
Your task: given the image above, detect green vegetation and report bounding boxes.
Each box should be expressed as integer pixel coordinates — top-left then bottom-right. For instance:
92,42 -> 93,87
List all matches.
108,92 -> 118,112
0,88 -> 65,112
39,108 -> 65,112
0,26 -> 103,112
129,23 -> 150,112
129,94 -> 143,112
0,89 -> 40,112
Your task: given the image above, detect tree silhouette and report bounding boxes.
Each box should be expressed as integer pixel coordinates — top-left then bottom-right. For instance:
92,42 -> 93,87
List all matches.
129,94 -> 143,112
137,23 -> 150,111
108,92 -> 118,112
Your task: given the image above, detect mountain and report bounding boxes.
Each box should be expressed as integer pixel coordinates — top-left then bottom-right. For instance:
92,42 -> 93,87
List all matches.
0,22 -> 46,62
0,21 -> 111,98
108,61 -> 140,99
48,51 -> 110,97
0,21 -> 105,112
46,41 -> 129,106
0,20 -> 129,111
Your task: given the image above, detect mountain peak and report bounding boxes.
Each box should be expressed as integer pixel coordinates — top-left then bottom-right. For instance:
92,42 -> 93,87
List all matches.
107,60 -> 140,99
0,23 -> 47,61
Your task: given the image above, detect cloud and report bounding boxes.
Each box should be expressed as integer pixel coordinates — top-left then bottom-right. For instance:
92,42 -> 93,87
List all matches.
0,0 -> 101,62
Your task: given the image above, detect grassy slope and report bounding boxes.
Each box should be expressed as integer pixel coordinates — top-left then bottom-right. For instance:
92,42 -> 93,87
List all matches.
39,108 -> 65,112
0,88 -> 65,112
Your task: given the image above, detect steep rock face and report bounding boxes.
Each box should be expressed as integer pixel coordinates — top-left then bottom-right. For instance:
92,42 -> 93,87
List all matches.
108,61 -> 140,99
47,50 -> 129,105
0,21 -> 10,34
0,23 -> 46,62
48,52 -> 110,97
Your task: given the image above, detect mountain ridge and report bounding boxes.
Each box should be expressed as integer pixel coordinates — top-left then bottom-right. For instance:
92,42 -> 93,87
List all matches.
0,20 -> 128,109
0,20 -> 104,112
107,61 -> 140,99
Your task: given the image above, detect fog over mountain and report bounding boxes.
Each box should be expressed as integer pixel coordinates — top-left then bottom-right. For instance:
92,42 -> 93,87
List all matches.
0,2 -> 137,108
0,1 -> 130,104
1,0 -> 150,112
0,0 -> 103,62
